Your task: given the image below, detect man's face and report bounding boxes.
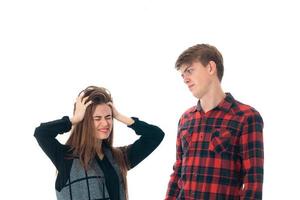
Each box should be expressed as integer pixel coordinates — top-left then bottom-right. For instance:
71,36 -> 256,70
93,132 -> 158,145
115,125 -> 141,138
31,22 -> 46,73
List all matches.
180,61 -> 212,99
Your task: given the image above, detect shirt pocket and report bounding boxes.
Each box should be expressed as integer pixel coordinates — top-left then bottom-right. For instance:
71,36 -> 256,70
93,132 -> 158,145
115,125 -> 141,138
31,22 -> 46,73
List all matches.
209,128 -> 232,153
177,174 -> 187,189
180,129 -> 191,156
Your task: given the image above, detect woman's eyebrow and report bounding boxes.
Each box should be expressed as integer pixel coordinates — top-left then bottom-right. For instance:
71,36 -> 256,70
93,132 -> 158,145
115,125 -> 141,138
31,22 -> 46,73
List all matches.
93,114 -> 112,118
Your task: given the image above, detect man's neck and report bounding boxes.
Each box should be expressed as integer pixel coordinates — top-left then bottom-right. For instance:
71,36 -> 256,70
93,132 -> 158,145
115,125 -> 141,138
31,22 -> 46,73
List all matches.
200,85 -> 225,113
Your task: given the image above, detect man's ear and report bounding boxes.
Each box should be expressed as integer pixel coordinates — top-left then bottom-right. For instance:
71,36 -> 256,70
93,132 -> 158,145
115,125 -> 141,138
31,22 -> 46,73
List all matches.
207,61 -> 217,75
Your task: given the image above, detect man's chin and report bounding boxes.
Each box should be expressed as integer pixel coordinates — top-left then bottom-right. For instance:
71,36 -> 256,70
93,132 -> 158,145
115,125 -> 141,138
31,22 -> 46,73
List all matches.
191,91 -> 200,98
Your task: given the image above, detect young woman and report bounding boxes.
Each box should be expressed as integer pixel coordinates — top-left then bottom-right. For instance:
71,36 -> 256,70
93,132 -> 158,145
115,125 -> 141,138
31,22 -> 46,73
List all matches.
34,86 -> 164,200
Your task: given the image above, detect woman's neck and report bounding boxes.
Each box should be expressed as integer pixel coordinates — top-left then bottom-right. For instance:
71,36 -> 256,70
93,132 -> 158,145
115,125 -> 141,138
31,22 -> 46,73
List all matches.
96,140 -> 104,160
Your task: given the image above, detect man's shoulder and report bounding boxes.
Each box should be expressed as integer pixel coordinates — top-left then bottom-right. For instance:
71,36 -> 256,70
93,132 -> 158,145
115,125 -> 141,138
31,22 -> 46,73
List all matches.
182,105 -> 197,116
232,99 -> 262,119
177,106 -> 197,126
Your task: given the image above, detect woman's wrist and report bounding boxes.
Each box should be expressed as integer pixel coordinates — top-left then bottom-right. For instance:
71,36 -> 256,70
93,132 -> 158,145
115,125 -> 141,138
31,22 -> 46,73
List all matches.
115,114 -> 134,126
70,116 -> 79,125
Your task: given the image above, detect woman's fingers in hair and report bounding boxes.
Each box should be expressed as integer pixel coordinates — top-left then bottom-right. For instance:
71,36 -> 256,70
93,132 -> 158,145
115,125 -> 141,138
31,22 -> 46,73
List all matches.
106,102 -> 114,112
75,93 -> 92,108
82,95 -> 89,103
78,93 -> 91,104
85,100 -> 93,107
107,102 -> 119,117
76,92 -> 85,102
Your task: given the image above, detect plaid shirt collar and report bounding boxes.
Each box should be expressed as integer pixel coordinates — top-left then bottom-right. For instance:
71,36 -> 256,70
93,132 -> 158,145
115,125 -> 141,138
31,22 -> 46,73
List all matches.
192,93 -> 235,113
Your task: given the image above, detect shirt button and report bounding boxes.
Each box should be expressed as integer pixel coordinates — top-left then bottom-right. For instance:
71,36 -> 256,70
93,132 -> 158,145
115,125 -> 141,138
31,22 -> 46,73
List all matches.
200,133 -> 204,140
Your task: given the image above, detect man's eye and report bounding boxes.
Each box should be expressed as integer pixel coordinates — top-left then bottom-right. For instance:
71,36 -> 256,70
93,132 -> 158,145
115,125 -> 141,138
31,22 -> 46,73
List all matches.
187,68 -> 193,74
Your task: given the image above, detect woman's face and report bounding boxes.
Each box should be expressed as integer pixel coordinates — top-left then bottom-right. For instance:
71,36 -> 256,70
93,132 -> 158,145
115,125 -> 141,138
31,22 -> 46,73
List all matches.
92,104 -> 113,140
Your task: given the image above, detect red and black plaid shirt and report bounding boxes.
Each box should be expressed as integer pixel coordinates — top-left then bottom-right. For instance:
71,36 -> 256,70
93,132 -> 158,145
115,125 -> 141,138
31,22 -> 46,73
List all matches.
166,93 -> 264,200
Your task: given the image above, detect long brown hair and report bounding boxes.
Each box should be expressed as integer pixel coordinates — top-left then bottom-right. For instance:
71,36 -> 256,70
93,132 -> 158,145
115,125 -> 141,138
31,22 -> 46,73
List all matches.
66,86 -> 129,199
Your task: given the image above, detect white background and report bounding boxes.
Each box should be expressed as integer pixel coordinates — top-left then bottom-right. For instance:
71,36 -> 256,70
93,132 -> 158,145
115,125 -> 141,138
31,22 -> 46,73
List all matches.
1,0 -> 299,199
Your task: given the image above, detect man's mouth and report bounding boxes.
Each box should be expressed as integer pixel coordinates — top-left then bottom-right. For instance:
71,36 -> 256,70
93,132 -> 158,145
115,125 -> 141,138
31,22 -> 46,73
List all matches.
188,84 -> 194,89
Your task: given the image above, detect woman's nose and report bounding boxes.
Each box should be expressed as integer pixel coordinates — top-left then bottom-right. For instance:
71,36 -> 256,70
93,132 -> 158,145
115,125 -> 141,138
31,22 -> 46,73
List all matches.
101,119 -> 109,126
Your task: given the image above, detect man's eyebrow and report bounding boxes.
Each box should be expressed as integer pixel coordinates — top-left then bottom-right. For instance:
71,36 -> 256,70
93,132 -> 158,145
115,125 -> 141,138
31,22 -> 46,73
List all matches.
181,66 -> 191,76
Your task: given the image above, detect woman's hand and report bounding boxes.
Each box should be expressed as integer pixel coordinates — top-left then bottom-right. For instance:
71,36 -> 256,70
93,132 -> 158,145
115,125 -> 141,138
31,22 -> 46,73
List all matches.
70,93 -> 92,125
107,102 -> 134,126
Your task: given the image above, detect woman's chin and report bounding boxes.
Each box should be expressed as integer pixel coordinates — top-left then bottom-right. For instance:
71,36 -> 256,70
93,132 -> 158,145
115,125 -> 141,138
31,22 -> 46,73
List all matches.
96,132 -> 110,140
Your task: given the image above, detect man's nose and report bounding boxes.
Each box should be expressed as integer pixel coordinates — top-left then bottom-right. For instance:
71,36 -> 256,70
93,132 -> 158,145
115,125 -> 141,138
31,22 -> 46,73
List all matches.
183,75 -> 190,84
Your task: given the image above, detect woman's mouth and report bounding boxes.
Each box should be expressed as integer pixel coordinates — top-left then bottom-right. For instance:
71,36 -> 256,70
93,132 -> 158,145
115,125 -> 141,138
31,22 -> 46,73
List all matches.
98,128 -> 109,133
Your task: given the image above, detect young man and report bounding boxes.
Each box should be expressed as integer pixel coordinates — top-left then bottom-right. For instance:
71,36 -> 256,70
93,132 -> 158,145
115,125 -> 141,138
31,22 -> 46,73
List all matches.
165,44 -> 264,200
